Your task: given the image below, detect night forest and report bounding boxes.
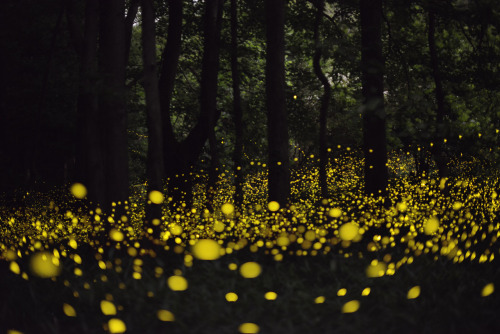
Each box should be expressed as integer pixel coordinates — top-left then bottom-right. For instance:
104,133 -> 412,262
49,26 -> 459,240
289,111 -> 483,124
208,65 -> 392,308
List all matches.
1,0 -> 500,333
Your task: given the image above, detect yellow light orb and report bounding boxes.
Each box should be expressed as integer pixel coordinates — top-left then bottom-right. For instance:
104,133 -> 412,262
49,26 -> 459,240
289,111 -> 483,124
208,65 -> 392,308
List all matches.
110,229 -> 124,242
221,203 -> 234,215
314,296 -> 325,304
264,291 -> 278,300
100,300 -> 117,315
407,286 -> 421,299
341,300 -> 360,313
63,303 -> 77,317
238,323 -> 260,334
366,261 -> 386,278
191,239 -> 221,260
149,190 -> 164,204
424,217 -> 439,235
157,309 -> 175,321
225,292 -> 238,302
328,208 -> 342,218
29,251 -> 62,278
339,223 -> 359,241
239,262 -> 262,278
268,201 -> 280,212
167,275 -> 188,291
108,318 -> 127,333
482,283 -> 494,297
70,183 -> 87,199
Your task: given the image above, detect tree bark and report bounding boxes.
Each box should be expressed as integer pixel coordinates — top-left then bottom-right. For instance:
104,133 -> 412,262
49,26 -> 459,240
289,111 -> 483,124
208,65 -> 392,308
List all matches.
99,0 -> 129,212
428,7 -> 449,178
312,0 -> 331,200
360,0 -> 389,197
230,0 -> 244,207
160,0 -> 224,209
141,0 -> 164,232
265,0 -> 290,206
69,0 -> 106,207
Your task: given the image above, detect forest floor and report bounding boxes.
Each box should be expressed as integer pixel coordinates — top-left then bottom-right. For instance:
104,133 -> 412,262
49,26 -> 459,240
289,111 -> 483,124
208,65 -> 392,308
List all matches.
1,156 -> 500,334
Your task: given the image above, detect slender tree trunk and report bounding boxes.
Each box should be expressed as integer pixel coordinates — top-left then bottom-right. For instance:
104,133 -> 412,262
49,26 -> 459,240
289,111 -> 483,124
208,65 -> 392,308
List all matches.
158,0 -> 185,207
265,0 -> 290,206
141,0 -> 164,233
201,0 -> 224,210
68,0 -> 106,207
360,0 -> 389,197
230,0 -> 244,207
428,7 -> 448,178
312,0 -> 331,200
125,0 -> 140,64
99,0 -> 129,213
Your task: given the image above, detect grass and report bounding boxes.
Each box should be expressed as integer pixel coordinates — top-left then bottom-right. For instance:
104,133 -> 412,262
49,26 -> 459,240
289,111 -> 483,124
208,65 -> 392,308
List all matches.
1,153 -> 500,334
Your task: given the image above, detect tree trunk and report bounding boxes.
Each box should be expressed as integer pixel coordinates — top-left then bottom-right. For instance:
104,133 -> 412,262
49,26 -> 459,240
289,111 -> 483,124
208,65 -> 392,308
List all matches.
230,0 -> 244,207
265,0 -> 290,206
360,0 -> 389,197
69,0 -> 106,207
99,0 -> 129,213
160,0 -> 224,209
312,0 -> 331,200
428,7 -> 448,178
141,0 -> 164,233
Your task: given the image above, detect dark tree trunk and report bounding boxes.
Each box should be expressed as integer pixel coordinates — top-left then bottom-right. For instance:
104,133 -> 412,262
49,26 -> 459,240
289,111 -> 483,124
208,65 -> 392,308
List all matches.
201,0 -> 224,210
160,0 -> 224,209
428,7 -> 448,178
68,0 -> 106,207
360,0 -> 389,197
99,0 -> 129,213
158,0 -> 185,208
230,0 -> 244,207
265,0 -> 290,206
312,0 -> 331,200
141,0 -> 164,232
125,0 -> 140,64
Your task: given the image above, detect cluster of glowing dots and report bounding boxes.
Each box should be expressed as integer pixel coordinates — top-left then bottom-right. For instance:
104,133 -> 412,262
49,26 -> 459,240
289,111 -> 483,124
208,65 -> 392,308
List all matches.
2,156 -> 500,333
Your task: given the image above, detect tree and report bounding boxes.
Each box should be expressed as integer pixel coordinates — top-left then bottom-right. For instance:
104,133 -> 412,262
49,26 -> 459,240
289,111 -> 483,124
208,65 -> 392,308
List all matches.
68,0 -> 105,206
98,0 -> 129,213
230,0 -> 244,207
265,0 -> 290,206
141,0 -> 164,231
66,0 -> 137,212
359,0 -> 389,197
427,3 -> 449,178
160,0 -> 225,208
312,0 -> 332,199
